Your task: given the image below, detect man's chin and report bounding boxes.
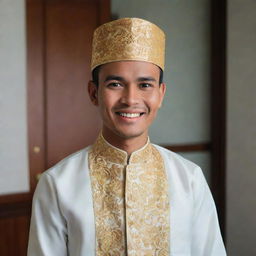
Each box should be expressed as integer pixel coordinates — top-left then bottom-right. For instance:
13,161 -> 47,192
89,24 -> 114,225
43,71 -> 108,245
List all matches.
113,129 -> 146,140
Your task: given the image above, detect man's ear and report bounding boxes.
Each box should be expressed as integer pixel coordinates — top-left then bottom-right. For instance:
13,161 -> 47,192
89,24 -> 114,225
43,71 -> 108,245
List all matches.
88,80 -> 98,105
158,82 -> 166,108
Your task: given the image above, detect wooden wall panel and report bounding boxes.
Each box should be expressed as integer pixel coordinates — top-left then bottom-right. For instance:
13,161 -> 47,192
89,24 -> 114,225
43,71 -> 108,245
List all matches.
0,215 -> 30,256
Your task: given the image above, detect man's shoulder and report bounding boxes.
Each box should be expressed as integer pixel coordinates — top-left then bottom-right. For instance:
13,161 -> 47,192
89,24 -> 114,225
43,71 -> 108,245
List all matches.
152,144 -> 204,180
153,144 -> 208,196
153,144 -> 199,169
33,145 -> 93,211
43,145 -> 92,180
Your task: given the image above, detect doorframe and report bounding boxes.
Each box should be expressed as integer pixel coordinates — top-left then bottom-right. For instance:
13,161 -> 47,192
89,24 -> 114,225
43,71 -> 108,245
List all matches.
0,0 -> 110,217
210,0 -> 227,241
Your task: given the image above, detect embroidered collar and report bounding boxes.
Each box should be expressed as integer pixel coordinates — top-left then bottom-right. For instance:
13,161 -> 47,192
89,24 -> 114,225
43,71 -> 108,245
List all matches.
91,133 -> 153,165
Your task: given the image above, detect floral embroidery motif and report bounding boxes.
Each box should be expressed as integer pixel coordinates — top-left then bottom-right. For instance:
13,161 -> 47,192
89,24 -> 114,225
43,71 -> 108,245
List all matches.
89,134 -> 170,255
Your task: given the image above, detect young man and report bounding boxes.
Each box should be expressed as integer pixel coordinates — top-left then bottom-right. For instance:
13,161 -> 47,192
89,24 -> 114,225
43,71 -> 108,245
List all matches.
28,18 -> 226,255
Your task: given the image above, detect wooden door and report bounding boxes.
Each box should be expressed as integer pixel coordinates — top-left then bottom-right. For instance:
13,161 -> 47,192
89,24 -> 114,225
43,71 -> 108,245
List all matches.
0,1 -> 110,255
45,1 -> 103,167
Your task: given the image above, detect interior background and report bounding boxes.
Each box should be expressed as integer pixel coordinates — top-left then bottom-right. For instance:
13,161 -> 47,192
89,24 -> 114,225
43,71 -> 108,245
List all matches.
0,0 -> 255,255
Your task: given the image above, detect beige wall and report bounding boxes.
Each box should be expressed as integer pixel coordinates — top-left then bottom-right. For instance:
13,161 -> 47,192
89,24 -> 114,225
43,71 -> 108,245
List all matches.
0,0 -> 29,194
226,0 -> 256,255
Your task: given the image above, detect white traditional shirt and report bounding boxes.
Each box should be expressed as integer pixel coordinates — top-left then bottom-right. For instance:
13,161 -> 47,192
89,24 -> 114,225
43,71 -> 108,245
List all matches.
28,135 -> 226,255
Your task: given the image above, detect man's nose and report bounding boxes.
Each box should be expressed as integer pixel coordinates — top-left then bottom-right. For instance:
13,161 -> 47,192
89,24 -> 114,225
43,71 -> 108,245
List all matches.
120,84 -> 140,105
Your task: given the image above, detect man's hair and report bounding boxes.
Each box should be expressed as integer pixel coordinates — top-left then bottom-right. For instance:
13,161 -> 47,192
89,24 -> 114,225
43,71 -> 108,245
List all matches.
92,65 -> 164,87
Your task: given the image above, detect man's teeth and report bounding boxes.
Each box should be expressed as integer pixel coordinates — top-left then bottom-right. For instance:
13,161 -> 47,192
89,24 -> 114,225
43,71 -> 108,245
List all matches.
118,112 -> 141,118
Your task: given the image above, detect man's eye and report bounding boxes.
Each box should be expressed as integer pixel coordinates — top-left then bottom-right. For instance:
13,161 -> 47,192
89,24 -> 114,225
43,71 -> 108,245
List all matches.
140,83 -> 152,88
107,82 -> 122,88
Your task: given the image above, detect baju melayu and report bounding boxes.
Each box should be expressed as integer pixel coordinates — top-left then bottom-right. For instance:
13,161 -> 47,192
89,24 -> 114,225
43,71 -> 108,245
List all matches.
28,134 -> 226,256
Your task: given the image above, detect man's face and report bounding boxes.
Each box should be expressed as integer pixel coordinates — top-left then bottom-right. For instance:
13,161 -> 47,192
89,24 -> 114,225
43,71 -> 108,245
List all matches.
88,61 -> 166,141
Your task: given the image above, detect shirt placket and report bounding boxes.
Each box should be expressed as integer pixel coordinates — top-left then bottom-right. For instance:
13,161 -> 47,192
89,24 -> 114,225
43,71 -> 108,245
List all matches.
125,163 -> 141,256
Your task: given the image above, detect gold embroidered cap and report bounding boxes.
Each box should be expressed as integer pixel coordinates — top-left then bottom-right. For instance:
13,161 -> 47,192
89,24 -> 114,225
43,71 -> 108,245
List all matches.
91,18 -> 166,71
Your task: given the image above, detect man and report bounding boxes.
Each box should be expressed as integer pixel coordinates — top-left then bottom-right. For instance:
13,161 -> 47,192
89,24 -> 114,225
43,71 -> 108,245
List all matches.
28,18 -> 226,255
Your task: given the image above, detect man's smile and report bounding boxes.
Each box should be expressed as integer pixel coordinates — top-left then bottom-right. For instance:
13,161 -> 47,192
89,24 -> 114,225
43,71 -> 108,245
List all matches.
116,112 -> 145,118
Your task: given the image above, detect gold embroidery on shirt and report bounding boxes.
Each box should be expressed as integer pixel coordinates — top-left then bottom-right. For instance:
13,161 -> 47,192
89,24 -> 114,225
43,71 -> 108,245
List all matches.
89,134 -> 169,255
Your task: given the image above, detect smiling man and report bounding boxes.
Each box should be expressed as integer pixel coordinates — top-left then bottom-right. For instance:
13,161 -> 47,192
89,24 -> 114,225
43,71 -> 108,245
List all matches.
28,18 -> 226,255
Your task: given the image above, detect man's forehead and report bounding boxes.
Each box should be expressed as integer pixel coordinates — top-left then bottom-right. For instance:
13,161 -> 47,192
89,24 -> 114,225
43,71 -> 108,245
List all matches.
99,61 -> 160,75
97,61 -> 161,83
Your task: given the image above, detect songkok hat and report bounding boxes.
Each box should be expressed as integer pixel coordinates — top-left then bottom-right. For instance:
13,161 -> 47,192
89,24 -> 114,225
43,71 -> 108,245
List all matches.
91,17 -> 165,71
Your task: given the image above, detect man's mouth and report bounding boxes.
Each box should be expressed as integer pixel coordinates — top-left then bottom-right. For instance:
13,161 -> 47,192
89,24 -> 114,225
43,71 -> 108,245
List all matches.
116,112 -> 144,118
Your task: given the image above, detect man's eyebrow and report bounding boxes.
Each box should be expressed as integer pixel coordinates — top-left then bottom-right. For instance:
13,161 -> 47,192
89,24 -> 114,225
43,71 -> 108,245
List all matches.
104,75 -> 157,83
104,75 -> 125,82
137,77 -> 156,82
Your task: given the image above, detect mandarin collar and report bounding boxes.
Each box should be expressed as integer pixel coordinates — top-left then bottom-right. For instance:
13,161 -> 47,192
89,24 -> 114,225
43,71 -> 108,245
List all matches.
91,133 -> 153,165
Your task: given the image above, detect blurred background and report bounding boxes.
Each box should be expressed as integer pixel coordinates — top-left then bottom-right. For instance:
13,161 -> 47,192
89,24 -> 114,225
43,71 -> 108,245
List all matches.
0,0 -> 255,255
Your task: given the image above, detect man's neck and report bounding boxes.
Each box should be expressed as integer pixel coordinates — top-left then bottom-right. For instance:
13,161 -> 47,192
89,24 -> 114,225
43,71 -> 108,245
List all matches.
101,129 -> 149,156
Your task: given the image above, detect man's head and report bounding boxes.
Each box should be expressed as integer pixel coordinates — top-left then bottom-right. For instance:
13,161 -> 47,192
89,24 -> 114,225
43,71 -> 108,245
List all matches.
88,18 -> 166,144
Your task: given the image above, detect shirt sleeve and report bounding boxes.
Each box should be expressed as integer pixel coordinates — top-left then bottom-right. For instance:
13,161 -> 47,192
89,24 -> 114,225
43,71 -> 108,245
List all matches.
27,172 -> 68,256
191,167 -> 226,256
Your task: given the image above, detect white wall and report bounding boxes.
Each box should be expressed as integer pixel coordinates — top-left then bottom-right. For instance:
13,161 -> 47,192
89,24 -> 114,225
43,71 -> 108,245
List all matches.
226,0 -> 256,255
0,0 -> 29,194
